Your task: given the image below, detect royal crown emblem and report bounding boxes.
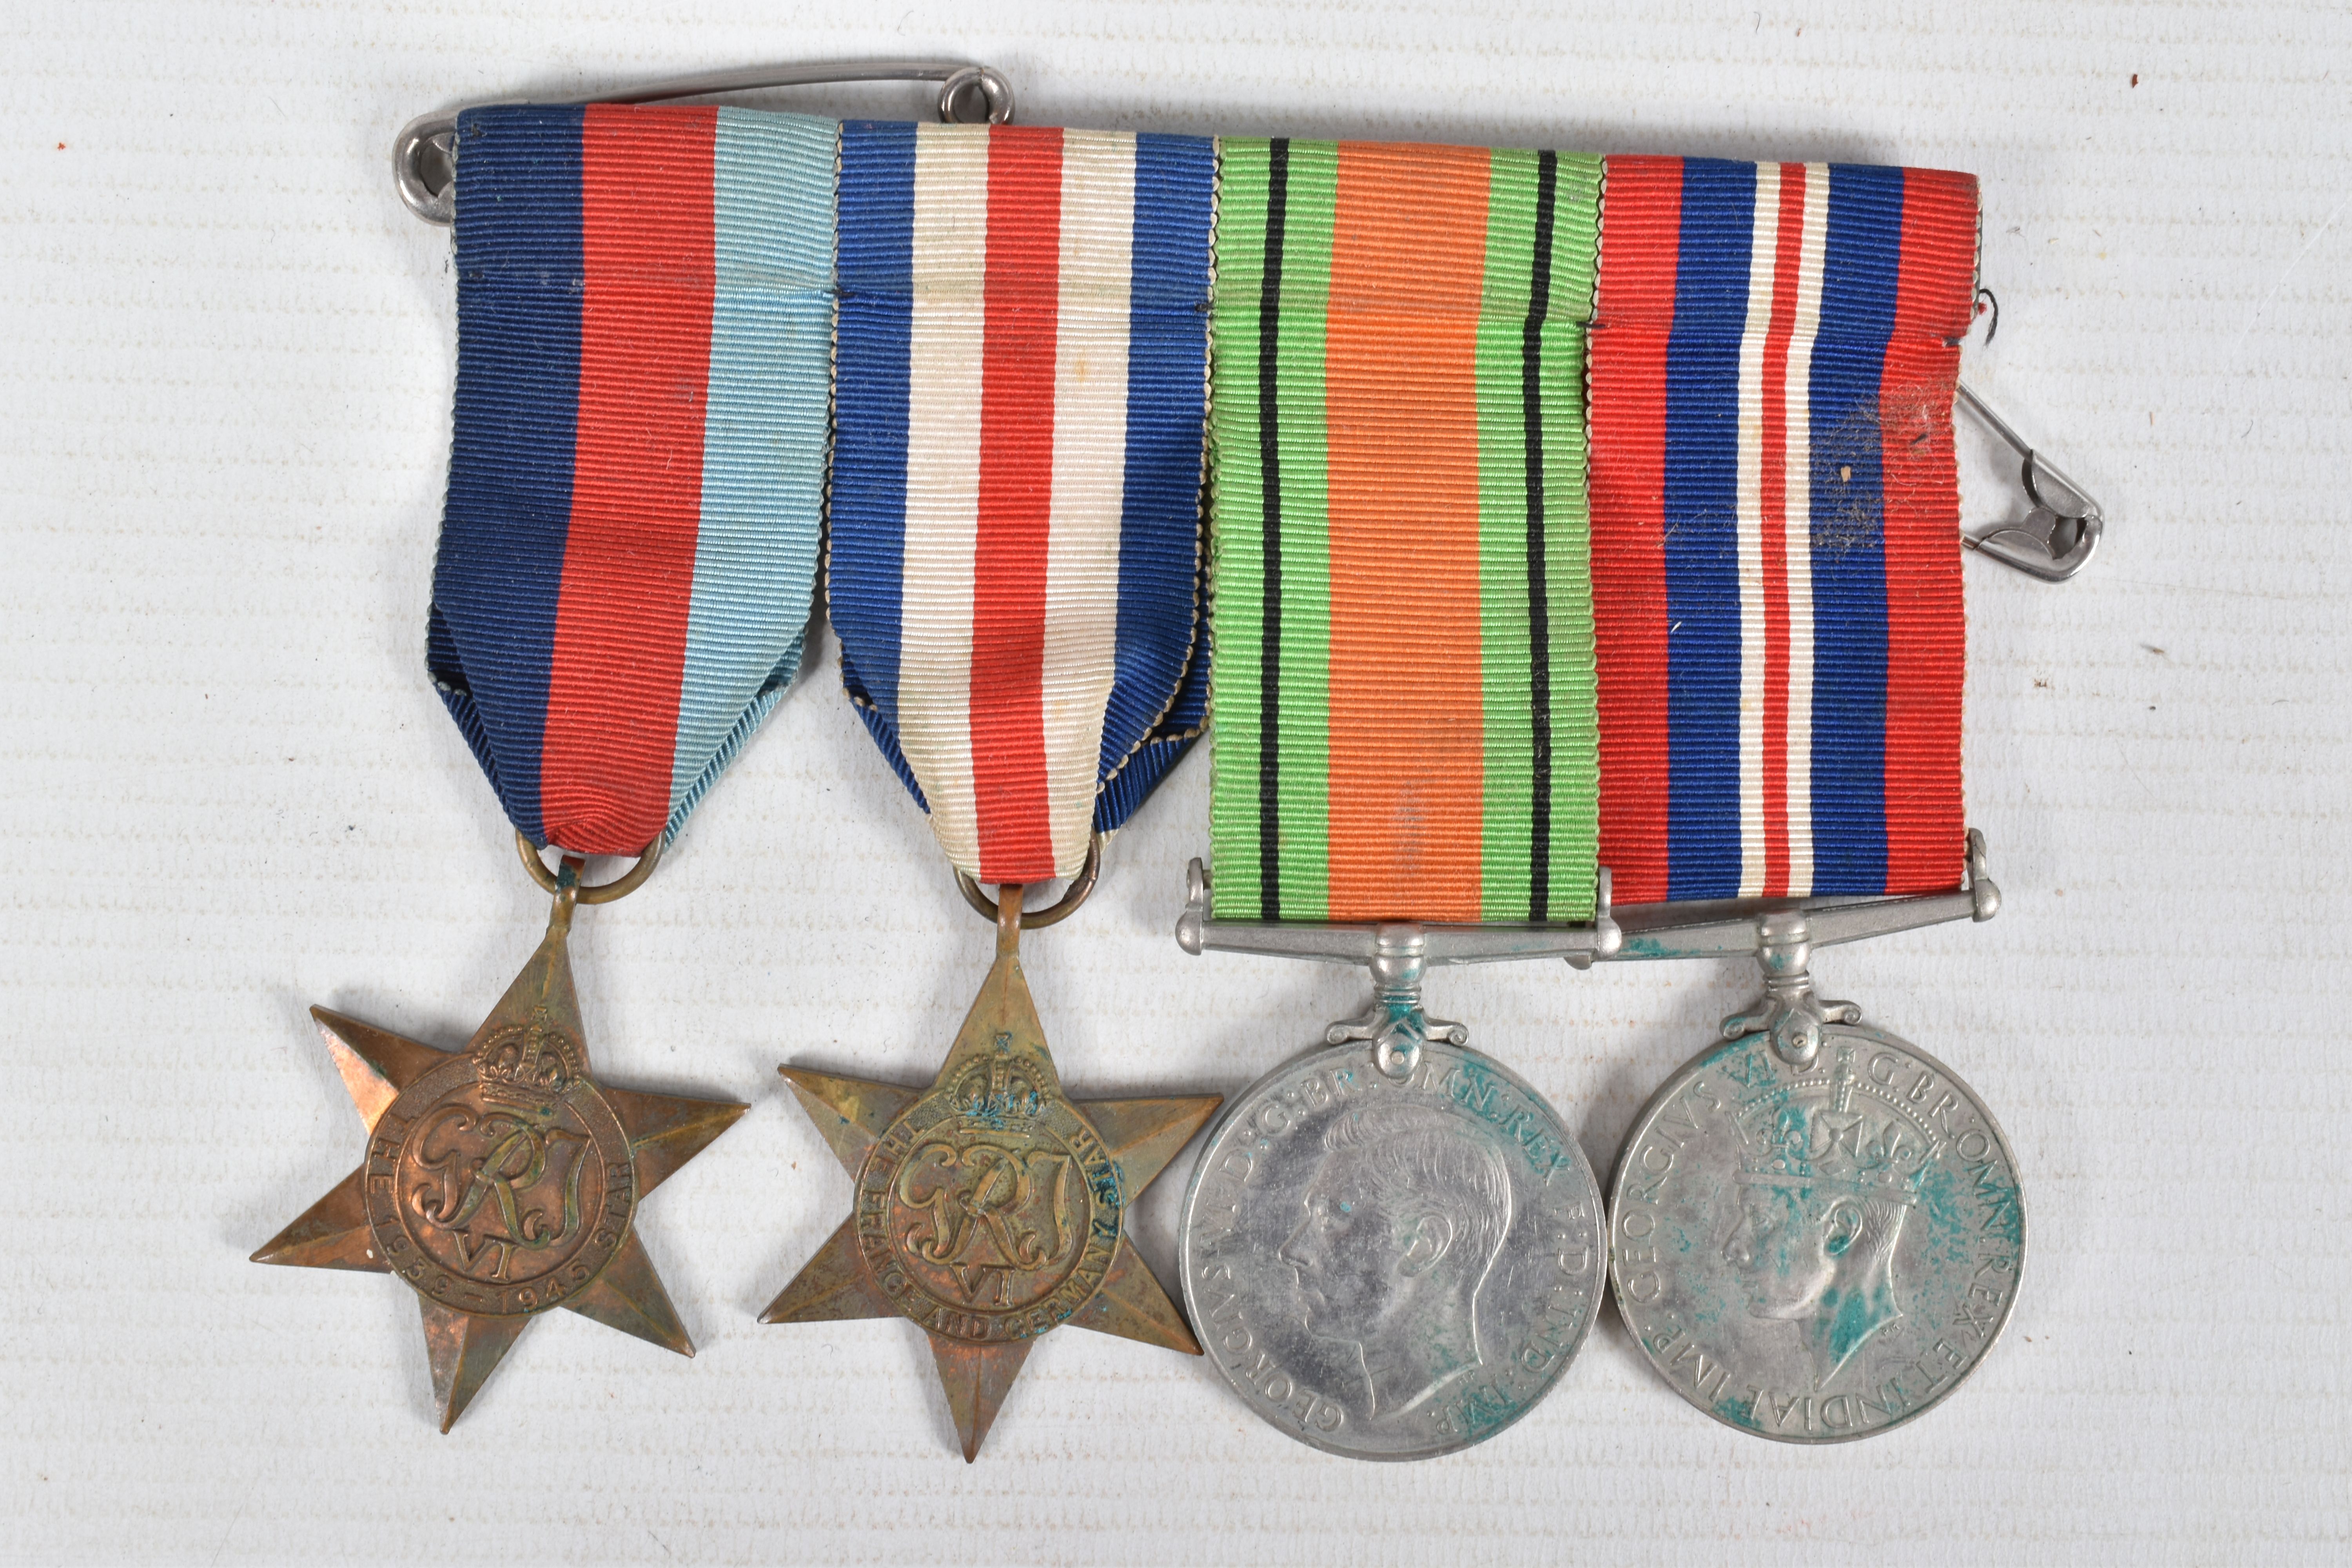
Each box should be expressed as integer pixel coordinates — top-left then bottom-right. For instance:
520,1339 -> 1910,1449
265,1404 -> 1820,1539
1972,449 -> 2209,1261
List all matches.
948,1048 -> 1048,1123
1734,1046 -> 1939,1206
473,1012 -> 586,1105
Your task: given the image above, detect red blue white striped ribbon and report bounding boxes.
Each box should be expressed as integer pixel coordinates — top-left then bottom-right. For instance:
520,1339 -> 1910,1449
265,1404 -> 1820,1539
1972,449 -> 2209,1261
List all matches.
428,105 -> 830,857
1589,157 -> 1977,905
828,122 -> 1214,885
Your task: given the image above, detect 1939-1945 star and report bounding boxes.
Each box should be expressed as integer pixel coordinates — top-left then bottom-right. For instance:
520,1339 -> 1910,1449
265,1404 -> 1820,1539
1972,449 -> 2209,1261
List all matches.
252,885 -> 745,1430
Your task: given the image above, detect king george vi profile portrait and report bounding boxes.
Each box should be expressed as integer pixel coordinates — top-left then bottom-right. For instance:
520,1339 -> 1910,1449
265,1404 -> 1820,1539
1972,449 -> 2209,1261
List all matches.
1278,1100 -> 1514,1421
1723,1049 -> 1937,1390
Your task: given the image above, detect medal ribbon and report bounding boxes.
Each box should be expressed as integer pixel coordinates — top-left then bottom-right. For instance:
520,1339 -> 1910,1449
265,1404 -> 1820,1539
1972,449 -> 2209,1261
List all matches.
429,105 -> 831,855
829,122 -> 1215,884
1207,139 -> 1605,925
1589,158 -> 1978,903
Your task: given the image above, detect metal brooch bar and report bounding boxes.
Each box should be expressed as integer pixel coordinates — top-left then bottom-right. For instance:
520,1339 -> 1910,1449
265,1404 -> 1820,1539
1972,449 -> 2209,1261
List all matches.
392,61 -> 1015,225
1956,381 -> 2103,582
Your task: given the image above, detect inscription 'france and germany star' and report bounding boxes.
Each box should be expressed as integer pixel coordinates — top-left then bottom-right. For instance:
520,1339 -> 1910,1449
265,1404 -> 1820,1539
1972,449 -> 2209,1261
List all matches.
252,891 -> 746,1431
762,898 -> 1220,1460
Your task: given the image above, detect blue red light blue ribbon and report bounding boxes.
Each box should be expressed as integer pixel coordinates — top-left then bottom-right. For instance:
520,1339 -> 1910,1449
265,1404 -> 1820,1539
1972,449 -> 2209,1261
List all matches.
430,104 -> 831,857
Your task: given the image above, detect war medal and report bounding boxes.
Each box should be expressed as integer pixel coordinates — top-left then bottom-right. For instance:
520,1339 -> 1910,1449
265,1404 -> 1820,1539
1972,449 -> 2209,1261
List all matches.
1604,846 -> 2025,1441
1613,986 -> 2025,1441
1174,139 -> 1612,1460
257,102 -> 835,1427
1579,158 -> 2049,1439
761,119 -> 1221,1460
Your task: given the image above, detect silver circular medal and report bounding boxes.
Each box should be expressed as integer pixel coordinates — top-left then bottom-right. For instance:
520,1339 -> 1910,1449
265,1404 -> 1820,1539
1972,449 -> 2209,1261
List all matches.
1610,1022 -> 2025,1443
1179,1038 -> 1604,1461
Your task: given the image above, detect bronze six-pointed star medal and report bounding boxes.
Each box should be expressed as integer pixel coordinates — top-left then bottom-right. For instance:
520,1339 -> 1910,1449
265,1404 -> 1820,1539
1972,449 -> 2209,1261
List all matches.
763,892 -> 1219,1460
253,873 -> 746,1430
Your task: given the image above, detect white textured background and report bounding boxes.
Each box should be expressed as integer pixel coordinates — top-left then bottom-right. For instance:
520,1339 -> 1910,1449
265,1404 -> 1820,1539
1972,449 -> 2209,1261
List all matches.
3,2 -> 2346,1563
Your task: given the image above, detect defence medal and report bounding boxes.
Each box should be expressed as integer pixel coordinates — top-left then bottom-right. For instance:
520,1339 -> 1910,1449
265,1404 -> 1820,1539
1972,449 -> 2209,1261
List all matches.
256,101 -> 834,1428
760,118 -> 1221,1460
1579,157 -> 2056,1439
1174,138 -> 1612,1460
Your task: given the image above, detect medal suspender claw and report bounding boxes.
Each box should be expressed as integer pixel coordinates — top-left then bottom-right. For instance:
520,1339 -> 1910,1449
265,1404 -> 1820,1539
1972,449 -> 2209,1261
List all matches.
257,92 -> 846,1429
756,117 -> 1221,1462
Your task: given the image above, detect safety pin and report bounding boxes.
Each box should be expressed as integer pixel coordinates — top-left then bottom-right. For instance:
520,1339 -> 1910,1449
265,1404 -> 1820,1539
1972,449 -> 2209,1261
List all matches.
393,62 -> 1015,225
1955,381 -> 2103,582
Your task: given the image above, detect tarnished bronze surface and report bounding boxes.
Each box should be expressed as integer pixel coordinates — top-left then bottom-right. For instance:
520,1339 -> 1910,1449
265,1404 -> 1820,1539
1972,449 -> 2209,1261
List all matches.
763,889 -> 1220,1460
253,879 -> 747,1431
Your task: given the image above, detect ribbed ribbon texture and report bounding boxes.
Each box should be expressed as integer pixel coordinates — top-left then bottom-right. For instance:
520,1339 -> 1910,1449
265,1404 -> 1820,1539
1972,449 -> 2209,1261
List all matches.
429,104 -> 831,855
1207,139 -> 1604,925
1589,157 -> 1977,903
828,122 -> 1215,884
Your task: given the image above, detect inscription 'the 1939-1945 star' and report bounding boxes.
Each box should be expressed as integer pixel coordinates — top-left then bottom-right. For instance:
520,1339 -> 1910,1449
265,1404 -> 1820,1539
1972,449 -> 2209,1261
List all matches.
252,893 -> 746,1431
762,903 -> 1220,1461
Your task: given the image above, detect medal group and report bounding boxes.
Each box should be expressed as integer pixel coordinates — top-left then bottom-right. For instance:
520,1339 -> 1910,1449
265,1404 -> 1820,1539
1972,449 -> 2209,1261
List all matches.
258,74 -> 2067,1461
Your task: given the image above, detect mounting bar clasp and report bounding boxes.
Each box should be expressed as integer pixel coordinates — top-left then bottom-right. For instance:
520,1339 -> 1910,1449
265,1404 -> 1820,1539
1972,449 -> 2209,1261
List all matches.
1176,863 -> 1622,969
1956,381 -> 2103,582
1176,863 -> 1622,1081
393,61 -> 1015,225
1603,828 -> 1999,964
1605,828 -> 2000,1066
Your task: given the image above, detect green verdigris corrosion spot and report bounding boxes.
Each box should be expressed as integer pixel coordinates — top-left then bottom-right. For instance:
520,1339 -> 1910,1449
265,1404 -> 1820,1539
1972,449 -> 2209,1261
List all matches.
1448,1379 -> 1524,1444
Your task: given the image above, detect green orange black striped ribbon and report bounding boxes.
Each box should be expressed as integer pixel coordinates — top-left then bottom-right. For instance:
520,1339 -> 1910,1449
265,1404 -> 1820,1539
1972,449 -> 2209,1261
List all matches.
1207,138 -> 1603,925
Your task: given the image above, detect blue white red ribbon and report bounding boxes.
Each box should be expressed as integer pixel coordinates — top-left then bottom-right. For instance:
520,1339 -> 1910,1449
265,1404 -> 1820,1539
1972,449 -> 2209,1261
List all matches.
828,121 -> 1214,884
1589,157 -> 1978,904
429,104 -> 831,856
